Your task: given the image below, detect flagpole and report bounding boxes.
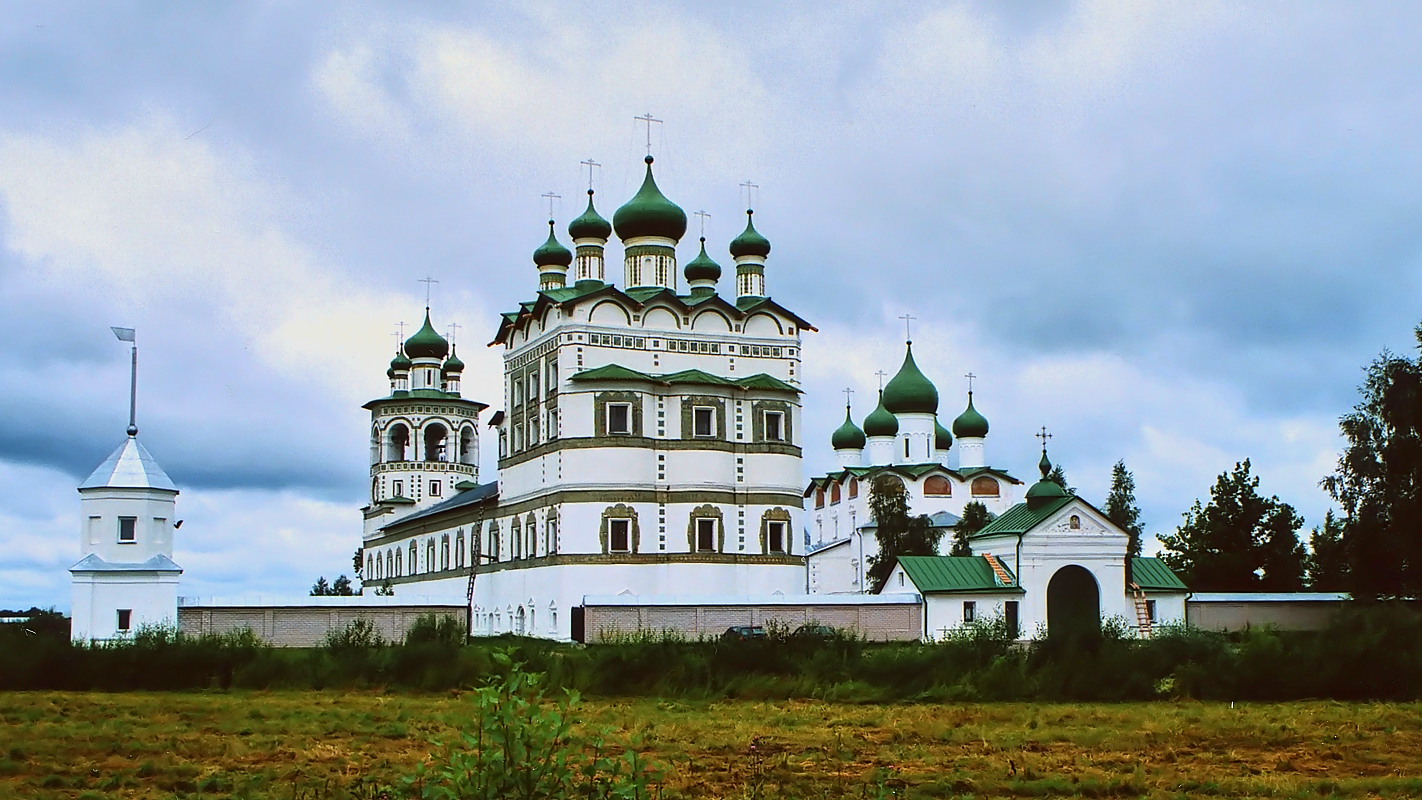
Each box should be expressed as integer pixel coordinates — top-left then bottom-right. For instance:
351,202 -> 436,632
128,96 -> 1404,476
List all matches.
128,340 -> 138,437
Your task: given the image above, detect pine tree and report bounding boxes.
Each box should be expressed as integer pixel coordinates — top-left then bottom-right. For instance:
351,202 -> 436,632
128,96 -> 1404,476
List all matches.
310,576 -> 332,596
331,575 -> 355,596
1323,324 -> 1422,599
1105,460 -> 1144,558
865,475 -> 942,592
951,501 -> 996,556
1048,464 -> 1074,494
1306,510 -> 1349,591
1158,459 -> 1306,591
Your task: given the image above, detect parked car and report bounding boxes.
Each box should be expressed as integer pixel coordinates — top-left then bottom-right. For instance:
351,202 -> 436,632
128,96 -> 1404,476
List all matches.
721,625 -> 768,641
791,624 -> 837,640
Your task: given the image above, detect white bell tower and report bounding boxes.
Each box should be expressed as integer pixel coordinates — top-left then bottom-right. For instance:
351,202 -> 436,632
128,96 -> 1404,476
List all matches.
70,328 -> 182,641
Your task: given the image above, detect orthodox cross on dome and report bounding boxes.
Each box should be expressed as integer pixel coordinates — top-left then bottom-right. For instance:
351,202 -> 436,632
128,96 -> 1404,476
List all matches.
739,180 -> 760,211
875,370 -> 888,391
447,321 -> 461,347
899,313 -> 917,344
541,191 -> 561,219
965,372 -> 976,393
694,210 -> 711,237
842,386 -> 855,409
418,277 -> 439,307
634,113 -> 662,156
580,159 -> 601,191
1036,426 -> 1053,450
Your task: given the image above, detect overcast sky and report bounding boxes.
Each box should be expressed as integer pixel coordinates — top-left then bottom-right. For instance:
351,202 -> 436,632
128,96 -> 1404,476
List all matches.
4,2 -> 1420,611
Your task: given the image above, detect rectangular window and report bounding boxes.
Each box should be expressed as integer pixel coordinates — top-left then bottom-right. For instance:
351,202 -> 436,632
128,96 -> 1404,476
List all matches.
546,358 -> 558,392
693,406 -> 715,437
514,424 -> 524,451
608,519 -> 631,553
118,516 -> 137,542
116,609 -> 132,632
529,418 -> 540,446
695,518 -> 717,552
429,480 -> 442,497
764,411 -> 784,442
963,601 -> 977,623
546,409 -> 558,440
1147,599 -> 1158,623
392,480 -> 404,498
529,373 -> 539,401
607,403 -> 632,435
767,521 -> 786,554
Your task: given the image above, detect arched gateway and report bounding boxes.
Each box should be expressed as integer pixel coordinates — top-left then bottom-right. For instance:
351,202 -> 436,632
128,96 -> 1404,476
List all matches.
1046,564 -> 1100,639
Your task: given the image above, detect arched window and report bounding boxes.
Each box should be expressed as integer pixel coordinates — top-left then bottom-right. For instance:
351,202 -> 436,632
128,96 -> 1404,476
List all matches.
395,548 -> 403,577
1069,514 -> 1081,529
409,541 -> 417,573
924,476 -> 952,496
366,553 -> 373,578
455,533 -> 465,568
386,424 -> 410,462
546,512 -> 558,555
830,483 -> 841,504
814,488 -> 825,509
848,477 -> 859,499
427,539 -> 436,572
370,426 -> 381,464
440,535 -> 450,570
511,519 -> 523,559
971,477 -> 1000,497
423,423 -> 449,463
459,426 -> 476,465
515,607 -> 526,636
385,550 -> 392,579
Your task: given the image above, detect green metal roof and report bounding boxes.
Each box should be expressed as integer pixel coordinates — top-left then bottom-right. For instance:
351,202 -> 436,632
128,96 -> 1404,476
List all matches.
896,555 -> 1023,594
568,189 -> 612,240
1131,557 -> 1188,591
569,365 -> 799,393
832,406 -> 867,450
684,237 -> 722,282
733,373 -> 799,392
661,368 -> 735,386
532,221 -> 573,267
612,156 -> 687,241
934,417 -> 952,450
863,391 -> 899,437
729,209 -> 771,258
972,496 -> 1074,538
570,363 -> 650,382
952,391 -> 989,438
404,309 -> 449,359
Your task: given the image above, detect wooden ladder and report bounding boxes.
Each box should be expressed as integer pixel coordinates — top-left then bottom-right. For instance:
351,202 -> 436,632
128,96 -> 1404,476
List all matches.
1129,582 -> 1153,637
983,553 -> 1014,586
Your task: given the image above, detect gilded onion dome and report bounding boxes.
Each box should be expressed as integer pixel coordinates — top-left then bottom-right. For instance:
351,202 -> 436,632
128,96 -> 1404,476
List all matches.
729,209 -> 771,257
881,343 -> 938,414
404,310 -> 449,360
863,391 -> 899,437
533,220 -> 573,267
613,155 -> 687,241
952,392 -> 990,438
568,189 -> 612,240
831,405 -> 867,450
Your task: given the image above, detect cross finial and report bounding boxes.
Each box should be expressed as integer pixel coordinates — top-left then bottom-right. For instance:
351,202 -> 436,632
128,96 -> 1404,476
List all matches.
417,277 -> 439,307
541,191 -> 561,219
635,113 -> 662,156
1036,426 -> 1053,450
395,321 -> 407,341
899,313 -> 917,344
447,321 -> 462,347
580,159 -> 601,191
694,210 -> 711,238
875,370 -> 888,391
739,180 -> 760,211
842,386 -> 855,408
965,372 -> 976,393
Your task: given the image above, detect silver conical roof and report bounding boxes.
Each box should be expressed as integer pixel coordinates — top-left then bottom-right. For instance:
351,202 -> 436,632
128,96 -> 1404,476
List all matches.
79,436 -> 177,492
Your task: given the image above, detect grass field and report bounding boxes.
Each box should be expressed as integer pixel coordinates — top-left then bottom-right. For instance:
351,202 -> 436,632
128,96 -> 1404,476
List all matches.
3,692 -> 1421,799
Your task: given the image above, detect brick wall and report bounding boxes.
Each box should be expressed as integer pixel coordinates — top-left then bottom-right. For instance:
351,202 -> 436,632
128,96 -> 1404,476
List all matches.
178,604 -> 466,647
582,602 -> 922,642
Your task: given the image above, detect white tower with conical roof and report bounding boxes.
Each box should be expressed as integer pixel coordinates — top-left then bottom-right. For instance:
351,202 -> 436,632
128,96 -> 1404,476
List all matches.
70,329 -> 183,641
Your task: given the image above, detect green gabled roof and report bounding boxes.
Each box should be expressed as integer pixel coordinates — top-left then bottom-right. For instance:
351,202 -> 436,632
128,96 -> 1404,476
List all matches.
896,556 -> 1023,594
959,466 -> 1025,485
972,496 -> 1075,538
735,373 -> 798,392
1131,557 -> 1187,591
661,368 -> 735,386
570,364 -> 654,382
625,286 -> 670,303
386,496 -> 416,506
733,296 -> 817,331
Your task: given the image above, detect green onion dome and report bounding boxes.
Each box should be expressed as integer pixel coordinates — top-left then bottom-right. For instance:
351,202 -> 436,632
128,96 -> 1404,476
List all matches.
1025,449 -> 1070,506
568,189 -> 612,240
443,346 -> 464,374
952,392 -> 990,438
863,391 -> 899,437
935,418 -> 953,451
684,237 -> 722,282
881,343 -> 938,414
613,155 -> 687,241
728,209 -> 771,258
390,349 -> 412,372
533,220 -> 573,267
831,406 -> 867,450
404,309 -> 449,360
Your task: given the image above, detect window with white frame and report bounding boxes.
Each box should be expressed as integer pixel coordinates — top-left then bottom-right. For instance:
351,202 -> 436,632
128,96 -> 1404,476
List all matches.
608,519 -> 631,553
606,403 -> 632,435
392,480 -> 404,498
963,601 -> 977,623
430,480 -> 442,497
546,409 -> 558,440
117,516 -> 137,543
695,518 -> 717,552
766,521 -> 787,554
693,406 -> 715,437
764,410 -> 785,442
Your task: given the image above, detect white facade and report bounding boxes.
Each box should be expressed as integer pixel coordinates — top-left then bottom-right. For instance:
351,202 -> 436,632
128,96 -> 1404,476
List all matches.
70,436 -> 183,641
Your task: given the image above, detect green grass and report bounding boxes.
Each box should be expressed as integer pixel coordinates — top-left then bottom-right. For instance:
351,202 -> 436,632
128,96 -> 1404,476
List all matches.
3,692 -> 1421,798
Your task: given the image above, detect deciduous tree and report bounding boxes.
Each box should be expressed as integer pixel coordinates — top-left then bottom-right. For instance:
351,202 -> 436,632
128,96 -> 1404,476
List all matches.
866,475 -> 942,592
